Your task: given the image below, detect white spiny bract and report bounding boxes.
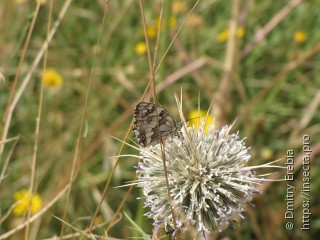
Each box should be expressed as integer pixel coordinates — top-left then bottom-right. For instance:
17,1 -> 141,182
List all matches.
136,120 -> 263,234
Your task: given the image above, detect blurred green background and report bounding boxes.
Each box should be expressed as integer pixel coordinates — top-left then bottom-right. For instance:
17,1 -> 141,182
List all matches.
0,0 -> 319,239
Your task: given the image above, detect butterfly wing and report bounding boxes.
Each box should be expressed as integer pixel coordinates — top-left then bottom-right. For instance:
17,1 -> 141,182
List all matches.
132,102 -> 178,147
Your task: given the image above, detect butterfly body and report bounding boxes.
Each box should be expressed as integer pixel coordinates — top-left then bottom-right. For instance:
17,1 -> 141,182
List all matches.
133,102 -> 180,147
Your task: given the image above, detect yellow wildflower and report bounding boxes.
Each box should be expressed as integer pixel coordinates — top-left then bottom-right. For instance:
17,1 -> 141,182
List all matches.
217,29 -> 229,42
217,27 -> 245,42
134,42 -> 147,55
42,69 -> 63,87
294,31 -> 307,43
94,215 -> 104,225
188,110 -> 214,132
147,25 -> 157,40
261,148 -> 273,160
13,189 -> 42,216
236,27 -> 245,38
169,16 -> 176,29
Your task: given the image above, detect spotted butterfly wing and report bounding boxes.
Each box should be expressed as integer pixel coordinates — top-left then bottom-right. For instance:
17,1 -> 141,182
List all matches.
133,102 -> 179,147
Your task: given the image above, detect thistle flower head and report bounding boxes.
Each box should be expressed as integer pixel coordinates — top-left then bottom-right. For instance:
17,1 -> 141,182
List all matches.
132,99 -> 279,236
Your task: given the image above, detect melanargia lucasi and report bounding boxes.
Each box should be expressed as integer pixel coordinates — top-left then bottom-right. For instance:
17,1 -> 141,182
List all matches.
132,102 -> 181,147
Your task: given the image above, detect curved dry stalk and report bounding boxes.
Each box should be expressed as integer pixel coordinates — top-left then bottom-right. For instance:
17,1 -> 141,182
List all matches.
25,0 -> 55,239
0,0 -> 73,164
0,1 -> 42,164
61,0 -> 110,237
2,2 -> 41,133
0,136 -> 20,183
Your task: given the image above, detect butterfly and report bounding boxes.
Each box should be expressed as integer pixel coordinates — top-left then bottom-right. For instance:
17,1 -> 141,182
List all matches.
132,102 -> 181,147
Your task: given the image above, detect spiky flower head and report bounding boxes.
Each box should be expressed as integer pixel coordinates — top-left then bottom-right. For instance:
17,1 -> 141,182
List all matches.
133,99 -> 279,236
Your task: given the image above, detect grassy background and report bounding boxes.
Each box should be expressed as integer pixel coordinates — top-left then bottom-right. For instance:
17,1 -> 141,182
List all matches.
0,0 -> 319,239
